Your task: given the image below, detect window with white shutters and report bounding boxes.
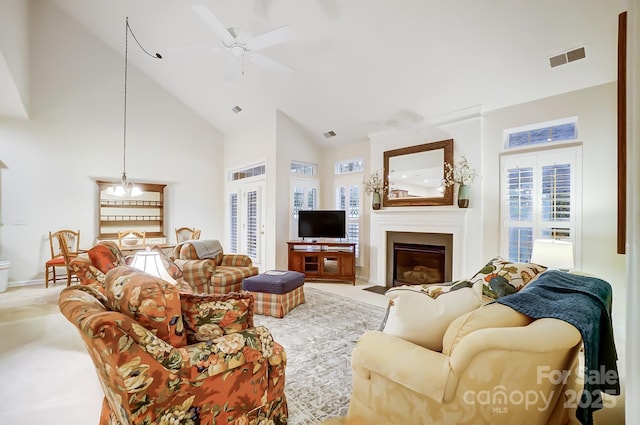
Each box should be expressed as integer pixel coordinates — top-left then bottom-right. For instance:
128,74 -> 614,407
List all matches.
335,185 -> 360,258
500,147 -> 581,265
229,193 -> 238,253
246,190 -> 258,258
290,179 -> 318,239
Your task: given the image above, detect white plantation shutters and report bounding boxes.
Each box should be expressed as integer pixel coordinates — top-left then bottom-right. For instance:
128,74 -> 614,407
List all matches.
229,193 -> 238,253
246,189 -> 258,258
290,179 -> 318,239
335,185 -> 360,257
505,164 -> 534,262
500,147 -> 580,264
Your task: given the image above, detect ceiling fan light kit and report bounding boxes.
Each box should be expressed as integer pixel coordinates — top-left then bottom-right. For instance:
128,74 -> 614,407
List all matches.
191,4 -> 293,81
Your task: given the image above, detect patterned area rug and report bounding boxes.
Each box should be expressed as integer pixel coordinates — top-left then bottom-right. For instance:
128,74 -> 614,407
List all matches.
254,287 -> 386,425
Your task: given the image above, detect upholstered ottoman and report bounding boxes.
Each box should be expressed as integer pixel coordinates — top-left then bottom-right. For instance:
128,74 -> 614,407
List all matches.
242,270 -> 305,318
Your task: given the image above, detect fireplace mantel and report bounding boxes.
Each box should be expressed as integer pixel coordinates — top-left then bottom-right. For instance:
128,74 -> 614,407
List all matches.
370,207 -> 471,285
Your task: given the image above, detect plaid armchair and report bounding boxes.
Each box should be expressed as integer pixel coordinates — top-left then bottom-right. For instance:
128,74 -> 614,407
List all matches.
59,266 -> 287,425
172,240 -> 259,294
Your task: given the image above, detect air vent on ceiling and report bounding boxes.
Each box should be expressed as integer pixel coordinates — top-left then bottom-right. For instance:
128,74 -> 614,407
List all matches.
231,105 -> 242,114
549,47 -> 586,68
323,130 -> 337,138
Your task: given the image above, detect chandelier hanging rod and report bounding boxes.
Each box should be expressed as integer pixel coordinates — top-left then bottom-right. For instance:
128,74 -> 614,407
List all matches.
114,17 -> 162,197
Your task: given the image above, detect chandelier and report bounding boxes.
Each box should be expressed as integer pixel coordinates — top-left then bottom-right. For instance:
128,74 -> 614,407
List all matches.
107,17 -> 162,197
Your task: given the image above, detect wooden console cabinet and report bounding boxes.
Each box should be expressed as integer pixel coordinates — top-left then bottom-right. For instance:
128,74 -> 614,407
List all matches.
287,241 -> 356,284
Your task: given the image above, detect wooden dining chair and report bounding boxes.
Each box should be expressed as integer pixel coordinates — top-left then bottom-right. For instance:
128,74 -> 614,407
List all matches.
175,227 -> 200,243
45,229 -> 80,287
118,230 -> 146,248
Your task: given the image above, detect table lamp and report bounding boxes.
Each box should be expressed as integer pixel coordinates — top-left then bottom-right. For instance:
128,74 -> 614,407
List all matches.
131,250 -> 177,285
530,239 -> 574,271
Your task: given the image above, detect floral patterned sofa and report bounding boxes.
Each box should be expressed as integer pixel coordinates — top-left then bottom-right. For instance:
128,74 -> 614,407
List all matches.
59,266 -> 287,425
172,240 -> 259,295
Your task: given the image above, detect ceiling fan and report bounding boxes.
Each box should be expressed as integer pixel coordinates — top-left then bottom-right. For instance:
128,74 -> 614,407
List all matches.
191,4 -> 294,81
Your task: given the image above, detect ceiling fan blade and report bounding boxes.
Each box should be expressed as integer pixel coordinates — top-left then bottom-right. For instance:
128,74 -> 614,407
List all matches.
224,57 -> 244,81
245,25 -> 293,51
192,4 -> 235,47
249,53 -> 294,73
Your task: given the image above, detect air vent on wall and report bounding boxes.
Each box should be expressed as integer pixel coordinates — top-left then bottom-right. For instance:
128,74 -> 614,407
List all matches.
549,47 -> 586,68
231,105 -> 242,114
323,130 -> 337,138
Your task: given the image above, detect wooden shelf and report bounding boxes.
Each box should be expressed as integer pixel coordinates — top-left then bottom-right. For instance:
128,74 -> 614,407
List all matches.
96,181 -> 166,239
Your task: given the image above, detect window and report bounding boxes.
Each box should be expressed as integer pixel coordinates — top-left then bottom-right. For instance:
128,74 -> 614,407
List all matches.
290,161 -> 316,176
335,185 -> 361,258
335,158 -> 364,175
229,164 -> 265,181
229,193 -> 238,253
290,179 -> 318,239
504,117 -> 578,149
500,147 -> 581,265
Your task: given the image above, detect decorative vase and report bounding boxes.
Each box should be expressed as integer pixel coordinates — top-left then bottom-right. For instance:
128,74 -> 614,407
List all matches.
372,191 -> 382,210
457,184 -> 470,208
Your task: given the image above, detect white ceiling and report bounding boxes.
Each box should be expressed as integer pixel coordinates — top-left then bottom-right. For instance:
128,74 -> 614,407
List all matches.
45,0 -> 625,147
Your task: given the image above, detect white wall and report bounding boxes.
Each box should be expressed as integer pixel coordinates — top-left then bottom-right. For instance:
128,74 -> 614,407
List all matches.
0,0 -> 225,283
625,2 -> 639,423
0,0 -> 29,118
274,111 -> 320,269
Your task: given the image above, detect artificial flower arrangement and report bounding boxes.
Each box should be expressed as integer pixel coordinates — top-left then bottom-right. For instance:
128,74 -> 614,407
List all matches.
442,156 -> 480,187
362,170 -> 389,195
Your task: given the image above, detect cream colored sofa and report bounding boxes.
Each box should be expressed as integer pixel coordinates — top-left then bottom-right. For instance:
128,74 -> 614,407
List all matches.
348,303 -> 583,425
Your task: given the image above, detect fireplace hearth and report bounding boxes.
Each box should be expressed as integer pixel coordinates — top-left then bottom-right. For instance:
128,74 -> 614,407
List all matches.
393,242 -> 446,286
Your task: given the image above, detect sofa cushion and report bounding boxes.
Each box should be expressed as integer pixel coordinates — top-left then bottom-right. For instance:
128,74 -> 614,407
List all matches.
104,266 -> 186,347
442,302 -> 532,356
471,256 -> 547,299
88,244 -> 119,274
381,281 -> 483,351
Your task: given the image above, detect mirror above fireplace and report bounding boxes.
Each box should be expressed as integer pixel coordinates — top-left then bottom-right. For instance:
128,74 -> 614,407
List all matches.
383,139 -> 454,207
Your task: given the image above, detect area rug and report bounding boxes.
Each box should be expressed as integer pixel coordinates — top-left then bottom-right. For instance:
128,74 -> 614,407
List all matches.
254,287 -> 386,425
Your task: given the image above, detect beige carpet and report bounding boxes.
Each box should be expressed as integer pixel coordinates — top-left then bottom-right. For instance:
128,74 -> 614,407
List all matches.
0,282 -> 387,425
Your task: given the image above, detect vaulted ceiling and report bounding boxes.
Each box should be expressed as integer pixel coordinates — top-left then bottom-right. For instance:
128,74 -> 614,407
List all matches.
13,0 -> 630,146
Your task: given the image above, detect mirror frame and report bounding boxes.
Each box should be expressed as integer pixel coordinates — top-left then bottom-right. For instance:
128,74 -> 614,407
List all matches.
383,139 -> 454,207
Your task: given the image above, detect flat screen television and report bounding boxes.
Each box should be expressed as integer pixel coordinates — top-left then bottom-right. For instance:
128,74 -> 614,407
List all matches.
298,210 -> 346,240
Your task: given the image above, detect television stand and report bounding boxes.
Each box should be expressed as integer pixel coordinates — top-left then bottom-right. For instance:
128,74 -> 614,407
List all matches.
287,241 -> 356,285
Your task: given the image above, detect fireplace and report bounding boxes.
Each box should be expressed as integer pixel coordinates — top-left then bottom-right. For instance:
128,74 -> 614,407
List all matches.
385,231 -> 453,287
393,243 -> 445,286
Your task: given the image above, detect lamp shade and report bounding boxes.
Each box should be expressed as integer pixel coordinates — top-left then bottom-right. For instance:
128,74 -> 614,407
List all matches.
131,251 -> 176,284
530,239 -> 574,271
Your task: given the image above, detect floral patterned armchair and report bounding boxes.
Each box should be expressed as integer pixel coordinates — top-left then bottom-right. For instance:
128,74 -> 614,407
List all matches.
172,240 -> 259,295
68,241 -> 127,292
59,266 -> 287,425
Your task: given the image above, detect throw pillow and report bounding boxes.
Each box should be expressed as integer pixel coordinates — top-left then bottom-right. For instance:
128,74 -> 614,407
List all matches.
180,291 -> 254,344
104,266 -> 186,348
88,244 -> 119,274
151,246 -> 184,280
470,256 -> 547,299
381,281 -> 483,351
